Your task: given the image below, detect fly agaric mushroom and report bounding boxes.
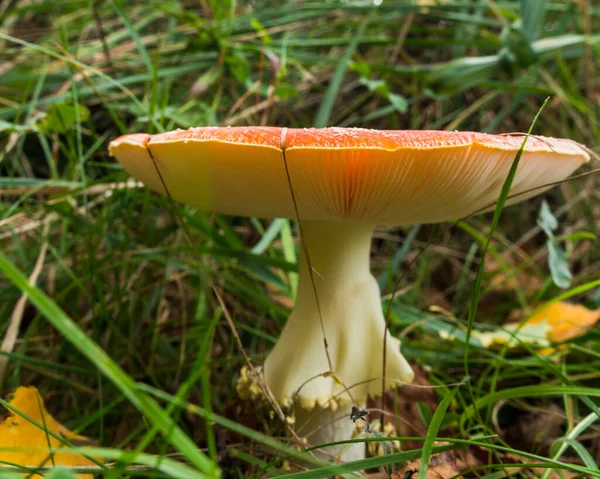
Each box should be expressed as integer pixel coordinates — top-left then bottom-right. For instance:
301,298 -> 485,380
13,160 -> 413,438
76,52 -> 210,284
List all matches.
109,127 -> 589,461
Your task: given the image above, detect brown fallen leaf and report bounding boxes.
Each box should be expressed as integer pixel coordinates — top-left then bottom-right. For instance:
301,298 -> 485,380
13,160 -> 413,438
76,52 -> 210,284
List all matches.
0,386 -> 97,478
423,288 -> 452,312
484,253 -> 543,295
501,403 -> 565,456
546,471 -> 578,479
265,275 -> 294,309
387,445 -> 581,479
392,447 -> 480,479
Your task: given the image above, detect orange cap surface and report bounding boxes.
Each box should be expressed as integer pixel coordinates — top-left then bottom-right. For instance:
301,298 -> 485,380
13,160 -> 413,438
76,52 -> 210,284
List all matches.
109,127 -> 589,224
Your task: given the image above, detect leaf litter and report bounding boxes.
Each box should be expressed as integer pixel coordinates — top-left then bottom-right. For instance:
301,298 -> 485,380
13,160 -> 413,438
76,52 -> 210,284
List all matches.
0,386 -> 97,478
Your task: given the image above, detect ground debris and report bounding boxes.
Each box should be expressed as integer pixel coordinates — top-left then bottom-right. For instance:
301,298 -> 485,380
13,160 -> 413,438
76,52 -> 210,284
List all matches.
390,448 -> 479,479
0,386 -> 98,478
368,364 -> 439,450
500,403 -> 565,456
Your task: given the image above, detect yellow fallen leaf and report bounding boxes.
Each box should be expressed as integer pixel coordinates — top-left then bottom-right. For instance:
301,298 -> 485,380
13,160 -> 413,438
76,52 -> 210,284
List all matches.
472,301 -> 600,350
0,386 -> 97,478
530,302 -> 600,342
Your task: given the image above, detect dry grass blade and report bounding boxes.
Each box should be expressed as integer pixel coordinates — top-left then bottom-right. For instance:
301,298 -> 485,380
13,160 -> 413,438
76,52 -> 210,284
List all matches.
212,286 -> 309,448
0,179 -> 142,198
0,223 -> 50,386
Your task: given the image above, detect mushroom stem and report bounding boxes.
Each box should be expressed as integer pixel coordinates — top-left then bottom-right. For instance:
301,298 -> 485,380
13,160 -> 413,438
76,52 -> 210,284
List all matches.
261,221 -> 414,459
295,401 -> 366,462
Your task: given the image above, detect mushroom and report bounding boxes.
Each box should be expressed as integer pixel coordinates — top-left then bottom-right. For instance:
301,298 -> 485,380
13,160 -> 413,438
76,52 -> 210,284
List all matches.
109,127 -> 589,461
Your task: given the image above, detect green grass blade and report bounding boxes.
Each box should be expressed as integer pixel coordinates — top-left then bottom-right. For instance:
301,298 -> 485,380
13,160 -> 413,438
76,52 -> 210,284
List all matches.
418,387 -> 459,479
542,411 -> 600,479
276,445 -> 455,479
0,446 -> 208,479
462,385 -> 600,422
0,252 -> 219,478
313,15 -> 370,127
463,99 -> 549,377
251,219 -> 287,255
111,0 -> 153,73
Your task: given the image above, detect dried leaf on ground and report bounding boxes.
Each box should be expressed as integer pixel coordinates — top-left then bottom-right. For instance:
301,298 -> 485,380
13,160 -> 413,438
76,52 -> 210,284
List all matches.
391,448 -> 480,479
0,386 -> 97,478
501,403 -> 565,456
423,288 -> 452,311
390,446 -> 581,479
265,281 -> 294,309
485,253 -> 543,294
473,301 -> 600,349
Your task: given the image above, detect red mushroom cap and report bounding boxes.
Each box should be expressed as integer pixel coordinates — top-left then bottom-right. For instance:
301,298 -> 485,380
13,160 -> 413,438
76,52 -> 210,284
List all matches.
109,127 -> 589,224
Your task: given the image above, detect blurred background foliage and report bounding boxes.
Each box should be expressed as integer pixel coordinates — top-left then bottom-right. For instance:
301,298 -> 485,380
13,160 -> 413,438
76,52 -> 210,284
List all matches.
0,0 -> 599,477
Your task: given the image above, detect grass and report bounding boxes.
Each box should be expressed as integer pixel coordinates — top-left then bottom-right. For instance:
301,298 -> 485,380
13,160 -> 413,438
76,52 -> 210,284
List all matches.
1,0 -> 599,477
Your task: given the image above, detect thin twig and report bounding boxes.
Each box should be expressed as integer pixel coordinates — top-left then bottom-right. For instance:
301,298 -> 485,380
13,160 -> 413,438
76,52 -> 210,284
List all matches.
91,0 -> 113,67
212,287 -> 296,436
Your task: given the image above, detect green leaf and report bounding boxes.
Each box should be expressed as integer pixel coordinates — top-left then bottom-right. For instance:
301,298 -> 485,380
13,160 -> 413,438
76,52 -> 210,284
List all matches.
537,200 -> 559,236
250,17 -> 272,44
42,446 -> 206,479
378,224 -> 420,290
349,61 -> 371,79
44,468 -> 77,479
520,0 -> 548,42
111,0 -> 153,73
275,84 -> 299,99
226,50 -> 250,84
537,201 -> 572,289
251,218 -> 287,254
39,103 -> 90,134
359,77 -> 407,113
388,92 -> 408,113
359,77 -> 389,97
499,21 -> 537,69
591,288 -> 600,307
547,240 -> 573,289
555,231 -> 596,242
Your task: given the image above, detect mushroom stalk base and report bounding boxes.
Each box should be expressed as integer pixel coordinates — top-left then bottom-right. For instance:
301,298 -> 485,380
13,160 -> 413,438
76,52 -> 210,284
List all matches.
295,402 -> 365,462
255,221 -> 414,458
